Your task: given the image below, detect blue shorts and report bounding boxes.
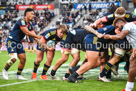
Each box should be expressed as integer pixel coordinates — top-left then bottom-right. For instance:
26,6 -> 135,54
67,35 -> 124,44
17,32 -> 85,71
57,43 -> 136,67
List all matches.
36,42 -> 46,51
29,37 -> 34,43
0,37 -> 1,44
6,38 -> 25,54
115,38 -> 132,50
83,34 -> 102,52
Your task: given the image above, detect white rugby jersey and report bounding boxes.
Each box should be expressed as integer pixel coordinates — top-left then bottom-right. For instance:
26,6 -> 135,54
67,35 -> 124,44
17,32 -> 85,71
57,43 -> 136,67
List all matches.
122,22 -> 136,48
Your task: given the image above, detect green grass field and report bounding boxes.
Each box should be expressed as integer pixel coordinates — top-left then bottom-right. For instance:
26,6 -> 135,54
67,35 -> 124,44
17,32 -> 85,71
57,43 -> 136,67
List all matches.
0,51 -> 136,91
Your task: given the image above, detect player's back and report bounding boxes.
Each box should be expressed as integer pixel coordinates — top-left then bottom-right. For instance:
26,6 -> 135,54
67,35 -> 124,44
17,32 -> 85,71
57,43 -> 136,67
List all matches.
69,29 -> 88,44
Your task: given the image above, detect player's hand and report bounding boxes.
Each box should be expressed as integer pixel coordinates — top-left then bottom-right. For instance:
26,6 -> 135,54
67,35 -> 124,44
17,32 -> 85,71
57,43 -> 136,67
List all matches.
104,34 -> 111,39
97,33 -> 103,38
90,23 -> 96,28
37,35 -> 42,39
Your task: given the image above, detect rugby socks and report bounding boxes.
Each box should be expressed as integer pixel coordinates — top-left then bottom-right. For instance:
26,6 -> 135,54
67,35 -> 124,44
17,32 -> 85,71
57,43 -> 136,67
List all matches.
125,81 -> 134,91
4,66 -> 10,71
42,64 -> 50,75
64,73 -> 70,78
100,62 -> 113,77
106,70 -> 111,79
17,68 -> 23,75
33,62 -> 40,73
71,72 -> 79,78
50,70 -> 56,76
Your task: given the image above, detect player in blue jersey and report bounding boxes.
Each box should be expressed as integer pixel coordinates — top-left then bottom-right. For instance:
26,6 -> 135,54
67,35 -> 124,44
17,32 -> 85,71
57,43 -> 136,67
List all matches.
31,24 -> 68,80
49,28 -> 89,80
27,36 -> 35,53
91,7 -> 136,28
67,25 -> 116,83
2,8 -> 41,80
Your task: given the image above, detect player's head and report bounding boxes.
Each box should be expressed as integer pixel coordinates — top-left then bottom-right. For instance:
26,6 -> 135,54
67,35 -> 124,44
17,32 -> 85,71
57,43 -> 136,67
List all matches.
113,18 -> 127,31
114,7 -> 126,18
57,24 -> 68,38
24,8 -> 35,21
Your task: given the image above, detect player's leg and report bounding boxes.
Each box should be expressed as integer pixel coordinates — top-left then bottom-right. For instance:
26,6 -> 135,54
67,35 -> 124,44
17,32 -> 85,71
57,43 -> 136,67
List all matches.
68,51 -> 100,83
50,49 -> 70,79
31,50 -> 44,79
16,53 -> 27,80
40,50 -> 55,80
99,48 -> 126,82
28,42 -> 30,53
123,54 -> 136,91
63,48 -> 80,80
2,40 -> 18,80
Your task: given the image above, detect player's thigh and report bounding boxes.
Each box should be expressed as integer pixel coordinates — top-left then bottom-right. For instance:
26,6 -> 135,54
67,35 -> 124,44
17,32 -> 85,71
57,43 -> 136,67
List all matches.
36,50 -> 44,61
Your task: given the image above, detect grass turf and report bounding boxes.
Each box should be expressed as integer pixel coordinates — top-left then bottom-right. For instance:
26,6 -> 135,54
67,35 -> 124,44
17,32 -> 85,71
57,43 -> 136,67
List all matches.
0,51 -> 136,91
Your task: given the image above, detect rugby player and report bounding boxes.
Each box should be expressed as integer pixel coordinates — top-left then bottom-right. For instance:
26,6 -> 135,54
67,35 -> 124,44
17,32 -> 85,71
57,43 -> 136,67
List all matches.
103,18 -> 136,91
2,8 -> 41,80
31,24 -> 68,80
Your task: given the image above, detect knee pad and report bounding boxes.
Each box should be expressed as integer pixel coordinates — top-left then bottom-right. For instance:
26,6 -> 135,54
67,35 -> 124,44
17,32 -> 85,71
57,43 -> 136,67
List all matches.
7,53 -> 18,65
61,49 -> 70,55
71,48 -> 79,54
115,48 -> 126,57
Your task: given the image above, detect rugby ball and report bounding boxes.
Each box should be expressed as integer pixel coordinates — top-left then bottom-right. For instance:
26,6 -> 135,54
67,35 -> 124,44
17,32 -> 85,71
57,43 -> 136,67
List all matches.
47,40 -> 55,48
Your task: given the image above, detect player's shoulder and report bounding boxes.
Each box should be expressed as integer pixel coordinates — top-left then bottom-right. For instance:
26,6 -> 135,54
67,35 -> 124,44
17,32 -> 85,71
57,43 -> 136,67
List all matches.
47,28 -> 57,35
124,22 -> 134,27
107,14 -> 114,18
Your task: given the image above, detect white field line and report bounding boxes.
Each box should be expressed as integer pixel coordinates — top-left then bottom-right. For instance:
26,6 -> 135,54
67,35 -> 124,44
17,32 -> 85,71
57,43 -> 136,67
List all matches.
0,80 -> 37,87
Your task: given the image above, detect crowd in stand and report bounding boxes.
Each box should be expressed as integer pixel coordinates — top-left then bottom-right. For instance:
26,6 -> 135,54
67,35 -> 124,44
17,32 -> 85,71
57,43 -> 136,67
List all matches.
7,0 -> 50,5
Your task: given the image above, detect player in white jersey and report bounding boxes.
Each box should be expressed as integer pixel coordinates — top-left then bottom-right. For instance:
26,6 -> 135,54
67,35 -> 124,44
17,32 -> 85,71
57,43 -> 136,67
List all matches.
103,18 -> 136,91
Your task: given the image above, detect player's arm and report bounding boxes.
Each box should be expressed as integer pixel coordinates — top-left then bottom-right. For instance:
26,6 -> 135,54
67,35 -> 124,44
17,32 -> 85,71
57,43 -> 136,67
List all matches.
104,30 -> 129,40
84,25 -> 103,38
39,36 -> 55,51
90,17 -> 108,27
30,30 -> 42,42
20,27 -> 41,39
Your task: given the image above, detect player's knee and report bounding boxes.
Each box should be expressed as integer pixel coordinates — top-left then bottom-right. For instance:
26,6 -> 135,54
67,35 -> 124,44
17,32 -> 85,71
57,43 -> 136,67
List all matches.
71,49 -> 79,55
7,53 -> 18,65
61,57 -> 68,62
20,57 -> 26,64
73,56 -> 80,62
36,58 -> 43,63
115,48 -> 126,57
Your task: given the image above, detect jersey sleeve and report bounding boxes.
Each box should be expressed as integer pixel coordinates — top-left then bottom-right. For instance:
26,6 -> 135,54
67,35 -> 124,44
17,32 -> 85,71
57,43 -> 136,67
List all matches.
122,23 -> 131,31
98,25 -> 115,34
106,14 -> 115,21
18,19 -> 27,28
